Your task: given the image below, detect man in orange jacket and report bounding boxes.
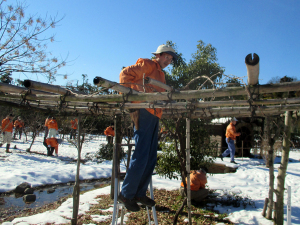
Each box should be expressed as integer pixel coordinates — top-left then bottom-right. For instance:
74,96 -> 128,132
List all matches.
14,116 -> 24,140
104,125 -> 114,144
0,114 -> 14,153
180,168 -> 209,202
118,44 -> 178,212
70,118 -> 78,139
220,117 -> 241,164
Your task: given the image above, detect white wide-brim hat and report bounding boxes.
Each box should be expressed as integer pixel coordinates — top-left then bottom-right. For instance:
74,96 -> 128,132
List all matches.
152,44 -> 178,61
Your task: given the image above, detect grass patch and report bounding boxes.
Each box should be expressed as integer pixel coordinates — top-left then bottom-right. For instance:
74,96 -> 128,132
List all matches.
76,189 -> 235,225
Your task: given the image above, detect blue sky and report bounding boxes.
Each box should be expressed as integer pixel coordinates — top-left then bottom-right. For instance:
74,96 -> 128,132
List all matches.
13,0 -> 300,86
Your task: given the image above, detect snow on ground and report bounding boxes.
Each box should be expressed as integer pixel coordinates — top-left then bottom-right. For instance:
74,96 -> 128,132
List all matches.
1,133 -> 300,224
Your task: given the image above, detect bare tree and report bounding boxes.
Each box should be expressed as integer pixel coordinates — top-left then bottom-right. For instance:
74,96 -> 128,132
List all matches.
261,116 -> 283,220
0,0 -> 67,82
275,111 -> 292,225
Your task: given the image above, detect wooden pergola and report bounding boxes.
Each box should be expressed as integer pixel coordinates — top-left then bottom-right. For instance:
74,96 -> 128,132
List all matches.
0,53 -> 299,224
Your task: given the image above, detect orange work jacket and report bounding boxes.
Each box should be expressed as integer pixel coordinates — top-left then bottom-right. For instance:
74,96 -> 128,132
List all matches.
46,138 -> 58,151
47,119 -> 58,130
225,122 -> 240,140
180,170 -> 207,191
119,58 -> 166,119
71,119 -> 78,130
2,118 -> 13,132
14,120 -> 24,128
104,126 -> 115,136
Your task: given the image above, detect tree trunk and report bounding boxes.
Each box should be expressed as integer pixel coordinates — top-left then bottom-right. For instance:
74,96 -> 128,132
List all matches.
185,118 -> 192,225
27,130 -> 37,152
265,116 -> 275,220
172,118 -> 188,225
72,115 -> 82,225
173,197 -> 187,225
275,111 -> 292,225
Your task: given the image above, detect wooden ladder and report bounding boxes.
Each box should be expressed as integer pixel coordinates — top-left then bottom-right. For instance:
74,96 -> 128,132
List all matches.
111,142 -> 158,225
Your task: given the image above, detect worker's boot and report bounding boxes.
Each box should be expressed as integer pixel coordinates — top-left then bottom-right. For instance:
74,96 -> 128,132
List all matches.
6,144 -> 10,153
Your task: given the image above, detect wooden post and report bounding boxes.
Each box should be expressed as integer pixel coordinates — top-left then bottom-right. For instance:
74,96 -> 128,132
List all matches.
72,115 -> 81,225
273,201 -> 277,224
242,141 -> 244,161
287,186 -> 291,225
186,118 -> 192,225
111,115 -> 122,199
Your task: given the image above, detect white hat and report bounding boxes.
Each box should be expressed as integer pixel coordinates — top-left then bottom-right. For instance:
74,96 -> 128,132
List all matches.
152,44 -> 178,61
232,117 -> 238,122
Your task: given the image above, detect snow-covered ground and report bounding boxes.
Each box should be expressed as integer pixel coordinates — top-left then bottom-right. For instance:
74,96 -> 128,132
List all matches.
1,134 -> 300,224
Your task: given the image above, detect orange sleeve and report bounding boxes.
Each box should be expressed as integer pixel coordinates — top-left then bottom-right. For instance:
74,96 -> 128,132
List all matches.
2,119 -> 6,130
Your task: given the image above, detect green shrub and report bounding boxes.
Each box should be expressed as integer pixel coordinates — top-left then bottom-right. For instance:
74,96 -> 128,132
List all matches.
96,143 -> 126,163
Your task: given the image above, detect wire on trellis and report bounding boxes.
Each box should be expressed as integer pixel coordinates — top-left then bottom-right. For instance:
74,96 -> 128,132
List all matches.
20,89 -> 32,106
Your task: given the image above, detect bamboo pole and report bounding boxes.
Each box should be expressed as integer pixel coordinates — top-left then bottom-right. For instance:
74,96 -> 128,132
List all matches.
144,77 -> 179,92
245,53 -> 259,85
23,79 -> 75,95
0,82 -> 57,95
93,76 -> 139,94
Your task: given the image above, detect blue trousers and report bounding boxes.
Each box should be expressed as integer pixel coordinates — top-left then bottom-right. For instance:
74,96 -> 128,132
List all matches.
121,109 -> 159,199
222,138 -> 235,162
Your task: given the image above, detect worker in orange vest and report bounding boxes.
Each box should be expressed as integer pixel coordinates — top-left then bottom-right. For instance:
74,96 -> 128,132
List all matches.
0,114 -> 14,153
47,117 -> 58,138
70,118 -> 78,139
104,125 -> 115,144
220,117 -> 241,164
14,116 -> 24,140
180,168 -> 209,202
118,44 -> 178,211
44,137 -> 62,156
